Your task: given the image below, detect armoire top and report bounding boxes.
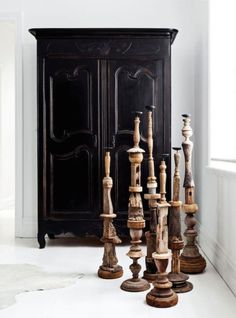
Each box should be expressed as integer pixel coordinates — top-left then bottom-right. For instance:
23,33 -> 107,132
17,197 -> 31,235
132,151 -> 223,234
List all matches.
29,28 -> 178,44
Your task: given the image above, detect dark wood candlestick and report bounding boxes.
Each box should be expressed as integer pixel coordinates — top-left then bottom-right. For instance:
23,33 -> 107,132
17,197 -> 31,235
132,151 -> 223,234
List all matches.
121,112 -> 150,292
146,155 -> 178,308
180,114 -> 206,274
98,150 -> 123,279
168,147 -> 193,292
143,105 -> 160,282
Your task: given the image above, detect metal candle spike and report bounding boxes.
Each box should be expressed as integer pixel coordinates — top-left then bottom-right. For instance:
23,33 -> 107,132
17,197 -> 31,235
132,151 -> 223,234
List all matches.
98,149 -> 123,279
120,111 -> 150,292
143,105 -> 161,282
167,147 -> 193,293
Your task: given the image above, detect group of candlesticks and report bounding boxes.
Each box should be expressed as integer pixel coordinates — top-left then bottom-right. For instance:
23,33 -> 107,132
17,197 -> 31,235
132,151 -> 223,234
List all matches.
97,106 -> 206,308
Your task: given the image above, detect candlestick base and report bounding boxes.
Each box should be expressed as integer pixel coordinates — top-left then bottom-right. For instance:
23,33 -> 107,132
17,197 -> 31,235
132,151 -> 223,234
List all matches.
180,254 -> 206,274
167,272 -> 193,293
146,253 -> 178,308
146,288 -> 178,308
98,265 -> 123,279
146,287 -> 178,308
121,277 -> 150,292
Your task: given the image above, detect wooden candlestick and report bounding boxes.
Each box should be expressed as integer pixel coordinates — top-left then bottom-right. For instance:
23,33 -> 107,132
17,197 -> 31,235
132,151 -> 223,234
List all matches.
143,105 -> 161,282
98,150 -> 123,279
146,155 -> 178,308
179,114 -> 206,273
168,147 -> 193,292
121,112 -> 150,292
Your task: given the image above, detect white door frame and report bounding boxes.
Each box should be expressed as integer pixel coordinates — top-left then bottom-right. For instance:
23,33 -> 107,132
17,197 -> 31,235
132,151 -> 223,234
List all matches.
0,12 -> 23,237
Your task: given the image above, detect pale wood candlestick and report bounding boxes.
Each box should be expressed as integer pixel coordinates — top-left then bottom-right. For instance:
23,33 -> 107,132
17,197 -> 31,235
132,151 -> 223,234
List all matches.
180,114 -> 206,273
168,147 -> 193,292
143,105 -> 161,282
98,150 -> 123,279
146,155 -> 178,308
121,112 -> 150,292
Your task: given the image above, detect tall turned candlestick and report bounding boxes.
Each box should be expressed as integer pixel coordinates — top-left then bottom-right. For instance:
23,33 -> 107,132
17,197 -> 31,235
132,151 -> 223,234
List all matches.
120,112 -> 150,292
146,155 -> 178,308
167,147 -> 193,292
98,150 -> 123,279
179,114 -> 206,274
143,105 -> 161,282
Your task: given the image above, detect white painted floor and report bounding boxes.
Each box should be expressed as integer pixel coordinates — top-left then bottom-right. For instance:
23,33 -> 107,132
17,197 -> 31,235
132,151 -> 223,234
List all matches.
0,209 -> 236,318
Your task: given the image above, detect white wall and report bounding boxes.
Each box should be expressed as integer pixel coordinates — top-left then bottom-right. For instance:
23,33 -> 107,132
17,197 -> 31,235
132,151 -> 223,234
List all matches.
0,22 -> 15,211
195,0 -> 236,295
0,1 -> 202,236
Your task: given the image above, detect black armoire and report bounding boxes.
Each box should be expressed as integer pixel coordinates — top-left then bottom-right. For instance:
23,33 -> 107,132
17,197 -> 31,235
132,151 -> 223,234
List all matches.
29,28 -> 178,248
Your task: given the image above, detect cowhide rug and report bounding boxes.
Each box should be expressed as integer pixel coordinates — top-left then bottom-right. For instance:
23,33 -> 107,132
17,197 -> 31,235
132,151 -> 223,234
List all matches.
0,264 -> 83,309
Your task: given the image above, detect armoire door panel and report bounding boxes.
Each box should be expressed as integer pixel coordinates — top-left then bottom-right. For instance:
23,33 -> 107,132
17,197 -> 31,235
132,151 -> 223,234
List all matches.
50,68 -> 93,139
108,59 -> 165,213
50,149 -> 94,215
49,62 -> 94,139
114,65 -> 157,133
44,58 -> 100,217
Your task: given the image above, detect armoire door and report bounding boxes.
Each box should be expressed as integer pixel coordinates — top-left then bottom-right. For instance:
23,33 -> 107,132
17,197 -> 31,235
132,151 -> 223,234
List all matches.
40,58 -> 100,222
107,59 -> 169,228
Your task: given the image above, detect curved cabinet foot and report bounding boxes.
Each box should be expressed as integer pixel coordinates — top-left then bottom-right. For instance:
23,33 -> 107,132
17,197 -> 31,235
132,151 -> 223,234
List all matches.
38,233 -> 46,249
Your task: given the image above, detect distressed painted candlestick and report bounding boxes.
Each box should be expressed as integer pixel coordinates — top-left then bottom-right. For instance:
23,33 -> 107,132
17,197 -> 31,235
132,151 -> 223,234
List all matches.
180,114 -> 206,274
146,155 -> 178,308
143,105 -> 161,282
121,112 -> 150,292
98,150 -> 123,279
168,147 -> 193,293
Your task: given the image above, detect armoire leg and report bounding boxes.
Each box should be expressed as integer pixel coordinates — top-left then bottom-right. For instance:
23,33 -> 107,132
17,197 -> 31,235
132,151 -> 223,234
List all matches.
48,233 -> 55,239
38,232 -> 46,249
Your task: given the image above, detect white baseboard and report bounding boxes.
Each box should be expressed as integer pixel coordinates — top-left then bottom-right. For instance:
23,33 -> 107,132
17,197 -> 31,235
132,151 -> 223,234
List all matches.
198,221 -> 236,296
15,217 -> 37,238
